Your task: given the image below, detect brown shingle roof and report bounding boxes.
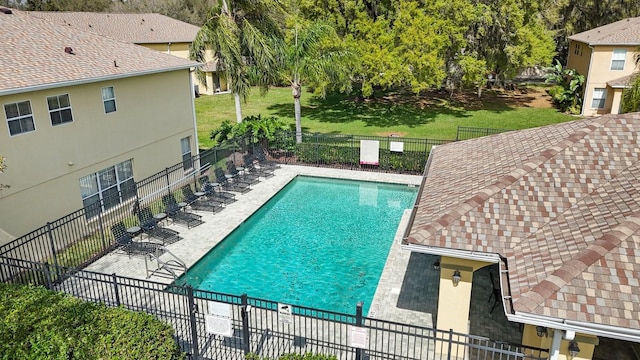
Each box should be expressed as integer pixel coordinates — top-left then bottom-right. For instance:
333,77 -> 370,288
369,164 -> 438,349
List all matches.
607,74 -> 638,88
405,113 -> 640,336
0,10 -> 199,95
25,11 -> 200,44
569,17 -> 640,46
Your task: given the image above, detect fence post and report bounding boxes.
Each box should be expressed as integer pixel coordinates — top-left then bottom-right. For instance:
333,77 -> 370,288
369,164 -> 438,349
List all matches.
241,294 -> 251,355
112,273 -> 121,307
97,210 -> 108,251
165,167 -> 171,194
46,222 -> 60,279
447,329 -> 453,360
42,261 -> 52,290
187,286 -> 200,359
355,301 -> 364,360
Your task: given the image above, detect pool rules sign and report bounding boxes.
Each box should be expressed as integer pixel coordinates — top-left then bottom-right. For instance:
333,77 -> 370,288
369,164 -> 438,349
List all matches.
205,301 -> 233,337
278,303 -> 293,324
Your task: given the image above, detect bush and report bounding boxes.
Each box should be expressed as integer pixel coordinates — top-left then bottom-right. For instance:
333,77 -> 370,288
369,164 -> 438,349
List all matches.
0,283 -> 184,360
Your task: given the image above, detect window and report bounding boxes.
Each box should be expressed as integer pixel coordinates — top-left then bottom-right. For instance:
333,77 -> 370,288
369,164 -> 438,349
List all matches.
181,137 -> 193,170
573,43 -> 582,56
611,49 -> 626,70
101,86 -> 117,113
4,100 -> 35,136
47,94 -> 73,126
591,88 -> 606,109
80,159 -> 135,217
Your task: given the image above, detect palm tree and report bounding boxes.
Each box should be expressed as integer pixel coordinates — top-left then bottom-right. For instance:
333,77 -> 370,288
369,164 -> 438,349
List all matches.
191,0 -> 284,123
282,16 -> 354,143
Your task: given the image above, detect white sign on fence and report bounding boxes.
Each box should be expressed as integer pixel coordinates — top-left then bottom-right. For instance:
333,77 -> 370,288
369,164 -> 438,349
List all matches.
390,141 -> 404,153
278,303 -> 293,324
349,326 -> 369,349
205,301 -> 233,337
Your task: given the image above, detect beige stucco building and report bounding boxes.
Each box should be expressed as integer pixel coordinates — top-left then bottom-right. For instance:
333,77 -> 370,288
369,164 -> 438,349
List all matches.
26,11 -> 228,95
566,17 -> 640,116
404,114 -> 640,359
0,8 -> 200,244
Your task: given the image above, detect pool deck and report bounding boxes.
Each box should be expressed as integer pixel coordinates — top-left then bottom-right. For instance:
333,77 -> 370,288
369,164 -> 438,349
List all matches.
86,165 -> 521,343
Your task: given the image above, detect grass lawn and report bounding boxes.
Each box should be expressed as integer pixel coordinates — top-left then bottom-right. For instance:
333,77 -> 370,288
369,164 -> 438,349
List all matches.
195,86 -> 575,149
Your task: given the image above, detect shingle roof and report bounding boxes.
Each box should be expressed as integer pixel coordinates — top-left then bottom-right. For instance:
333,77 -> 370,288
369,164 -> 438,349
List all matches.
569,17 -> 640,45
404,114 -> 640,335
0,9 -> 199,95
25,11 -> 200,44
607,74 -> 638,88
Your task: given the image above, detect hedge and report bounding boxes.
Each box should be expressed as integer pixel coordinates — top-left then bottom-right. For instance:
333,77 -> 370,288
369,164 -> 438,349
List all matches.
0,283 -> 183,360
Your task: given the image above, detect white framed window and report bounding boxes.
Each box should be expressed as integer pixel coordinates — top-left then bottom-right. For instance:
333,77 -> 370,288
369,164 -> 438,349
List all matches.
591,88 -> 606,109
101,86 -> 117,113
4,100 -> 35,136
181,137 -> 193,170
47,94 -> 73,126
80,159 -> 135,217
610,49 -> 626,70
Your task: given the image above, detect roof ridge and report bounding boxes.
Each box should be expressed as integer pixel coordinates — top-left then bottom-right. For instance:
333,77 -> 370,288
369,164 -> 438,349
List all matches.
513,215 -> 640,313
407,121 -> 603,244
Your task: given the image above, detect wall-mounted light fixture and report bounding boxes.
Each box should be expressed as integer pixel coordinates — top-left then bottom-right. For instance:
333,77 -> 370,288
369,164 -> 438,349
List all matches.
535,326 -> 548,337
452,270 -> 461,287
568,341 -> 580,358
433,261 -> 440,270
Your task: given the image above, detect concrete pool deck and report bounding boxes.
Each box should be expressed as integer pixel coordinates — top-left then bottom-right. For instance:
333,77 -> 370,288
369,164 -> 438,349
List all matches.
85,164 -> 522,343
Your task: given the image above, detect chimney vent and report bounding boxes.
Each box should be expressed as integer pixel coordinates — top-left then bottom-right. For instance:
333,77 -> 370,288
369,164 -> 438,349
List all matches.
64,47 -> 75,55
114,60 -> 118,67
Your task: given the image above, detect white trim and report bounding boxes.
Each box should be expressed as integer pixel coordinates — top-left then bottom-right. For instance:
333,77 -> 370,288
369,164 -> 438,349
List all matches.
0,64 -> 200,97
189,70 -> 200,169
581,45 -> 595,116
3,99 -> 36,137
401,243 -> 502,263
47,93 -> 74,126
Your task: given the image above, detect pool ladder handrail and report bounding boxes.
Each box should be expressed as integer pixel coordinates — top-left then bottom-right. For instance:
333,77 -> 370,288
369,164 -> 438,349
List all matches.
145,248 -> 187,280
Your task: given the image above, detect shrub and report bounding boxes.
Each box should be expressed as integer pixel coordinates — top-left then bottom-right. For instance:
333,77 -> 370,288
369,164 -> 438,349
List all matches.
0,283 -> 184,360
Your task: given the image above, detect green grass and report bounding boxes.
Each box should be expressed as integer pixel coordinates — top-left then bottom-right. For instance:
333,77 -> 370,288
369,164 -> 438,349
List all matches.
195,86 -> 575,149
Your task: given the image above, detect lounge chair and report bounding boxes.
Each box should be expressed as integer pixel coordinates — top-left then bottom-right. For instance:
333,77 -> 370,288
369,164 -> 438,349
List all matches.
244,154 -> 274,178
162,193 -> 203,229
181,185 -> 222,213
214,167 -> 251,194
226,159 -> 259,184
254,146 -> 280,169
199,175 -> 236,204
110,221 -> 164,257
137,207 -> 181,244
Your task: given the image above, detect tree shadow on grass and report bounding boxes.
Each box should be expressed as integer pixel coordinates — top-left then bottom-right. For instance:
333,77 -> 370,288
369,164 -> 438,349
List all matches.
267,88 -> 536,129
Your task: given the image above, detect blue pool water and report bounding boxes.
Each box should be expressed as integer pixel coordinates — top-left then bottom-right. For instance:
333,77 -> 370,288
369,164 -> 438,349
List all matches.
181,176 -> 417,314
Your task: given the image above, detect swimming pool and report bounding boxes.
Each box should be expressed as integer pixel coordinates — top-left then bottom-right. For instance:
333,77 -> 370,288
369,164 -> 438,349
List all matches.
180,175 -> 417,314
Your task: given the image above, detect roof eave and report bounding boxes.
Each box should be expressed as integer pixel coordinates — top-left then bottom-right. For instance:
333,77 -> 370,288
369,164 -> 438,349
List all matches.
401,243 -> 502,263
568,38 -> 640,47
508,312 -> 640,343
0,64 -> 200,97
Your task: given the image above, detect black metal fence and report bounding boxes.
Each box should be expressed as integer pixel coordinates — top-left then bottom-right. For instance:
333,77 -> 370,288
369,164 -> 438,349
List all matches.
262,131 -> 450,174
0,258 -> 548,360
454,127 -> 511,141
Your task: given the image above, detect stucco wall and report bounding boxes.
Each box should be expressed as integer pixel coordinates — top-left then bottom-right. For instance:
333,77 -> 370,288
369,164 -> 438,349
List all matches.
0,69 -> 196,242
578,44 -> 638,116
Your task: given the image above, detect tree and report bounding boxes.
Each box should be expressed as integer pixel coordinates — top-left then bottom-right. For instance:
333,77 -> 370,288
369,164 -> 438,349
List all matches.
620,51 -> 640,113
191,0 -> 284,123
283,10 -> 354,143
0,155 -> 8,194
545,60 -> 585,114
26,0 -> 112,11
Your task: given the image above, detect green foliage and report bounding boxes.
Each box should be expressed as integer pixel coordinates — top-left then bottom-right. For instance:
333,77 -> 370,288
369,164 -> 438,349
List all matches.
210,115 -> 285,145
246,352 -> 338,360
621,75 -> 640,114
0,283 -> 184,360
26,0 -> 112,11
544,60 -> 585,114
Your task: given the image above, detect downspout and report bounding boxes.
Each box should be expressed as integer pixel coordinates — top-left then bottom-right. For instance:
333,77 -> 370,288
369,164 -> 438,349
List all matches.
581,44 -> 595,116
167,42 -> 172,55
548,328 -> 563,360
189,69 -> 200,169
